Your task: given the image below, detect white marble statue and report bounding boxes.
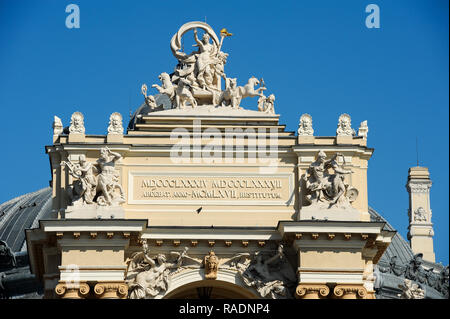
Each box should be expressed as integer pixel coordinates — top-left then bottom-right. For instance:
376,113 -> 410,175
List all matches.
336,113 -> 355,136
175,78 -> 197,109
414,207 -> 427,222
302,150 -> 358,209
152,72 -> 176,105
398,279 -> 425,299
141,84 -> 157,110
63,155 -> 97,205
53,116 -> 63,136
142,21 -> 276,111
69,111 -> 85,134
257,94 -> 275,114
96,147 -> 125,206
107,112 -> 124,135
358,120 -> 368,139
298,114 -> 314,136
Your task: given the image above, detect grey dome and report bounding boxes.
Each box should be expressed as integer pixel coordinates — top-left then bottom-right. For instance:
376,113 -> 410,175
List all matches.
0,187 -> 52,252
127,94 -> 172,131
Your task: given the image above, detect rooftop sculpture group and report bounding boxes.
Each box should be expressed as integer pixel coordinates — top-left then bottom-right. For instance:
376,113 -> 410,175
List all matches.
141,21 -> 275,113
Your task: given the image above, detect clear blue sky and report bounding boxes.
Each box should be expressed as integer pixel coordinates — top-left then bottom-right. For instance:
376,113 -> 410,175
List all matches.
0,0 -> 448,264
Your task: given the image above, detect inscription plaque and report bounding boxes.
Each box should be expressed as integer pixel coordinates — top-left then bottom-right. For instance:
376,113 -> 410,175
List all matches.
128,172 -> 293,206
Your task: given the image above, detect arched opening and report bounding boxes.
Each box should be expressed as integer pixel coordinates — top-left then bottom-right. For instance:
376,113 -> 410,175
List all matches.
164,280 -> 258,299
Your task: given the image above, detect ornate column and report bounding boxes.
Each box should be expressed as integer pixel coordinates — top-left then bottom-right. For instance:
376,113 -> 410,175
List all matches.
55,282 -> 90,299
94,282 -> 128,299
333,285 -> 367,299
295,284 -> 330,299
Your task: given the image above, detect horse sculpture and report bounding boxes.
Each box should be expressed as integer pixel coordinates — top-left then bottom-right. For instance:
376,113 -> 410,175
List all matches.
238,76 -> 265,99
152,72 -> 175,103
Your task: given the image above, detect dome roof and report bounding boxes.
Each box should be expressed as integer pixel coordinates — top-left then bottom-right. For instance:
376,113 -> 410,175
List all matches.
127,94 -> 172,131
0,187 -> 52,252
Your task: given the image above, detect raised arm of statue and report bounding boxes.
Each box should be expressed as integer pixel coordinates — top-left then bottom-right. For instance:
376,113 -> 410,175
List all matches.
264,245 -> 284,266
105,147 -> 122,162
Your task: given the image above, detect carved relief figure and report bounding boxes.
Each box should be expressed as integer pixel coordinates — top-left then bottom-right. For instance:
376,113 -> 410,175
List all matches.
414,207 -> 427,222
237,244 -> 296,299
302,150 -> 357,209
63,155 -> 97,205
96,147 -> 125,206
298,114 -> 314,136
107,112 -> 123,135
336,113 -> 355,136
204,251 -> 219,279
126,243 -> 201,299
69,111 -> 85,134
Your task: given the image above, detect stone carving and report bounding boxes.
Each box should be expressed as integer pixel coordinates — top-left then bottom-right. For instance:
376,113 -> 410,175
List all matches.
107,112 -> 123,135
63,154 -> 97,205
407,182 -> 431,193
257,94 -> 275,114
437,266 -> 449,298
174,78 -> 197,109
140,21 -> 274,111
414,207 -> 427,222
69,111 -> 85,134
204,251 -> 219,279
358,120 -> 368,139
398,279 -> 425,299
0,240 -> 16,271
218,77 -> 240,108
141,84 -> 158,110
152,72 -> 176,103
336,113 -> 355,136
53,116 -> 63,136
405,253 -> 427,284
63,147 -> 125,207
298,114 -> 314,136
234,244 -> 296,299
126,241 -> 201,299
302,150 -> 358,209
378,254 -> 449,298
96,147 -> 125,206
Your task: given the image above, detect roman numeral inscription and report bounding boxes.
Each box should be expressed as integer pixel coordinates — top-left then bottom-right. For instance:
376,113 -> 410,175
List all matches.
130,174 -> 291,204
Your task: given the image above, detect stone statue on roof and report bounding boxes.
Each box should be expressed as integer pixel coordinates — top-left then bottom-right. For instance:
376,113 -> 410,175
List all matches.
139,21 -> 275,112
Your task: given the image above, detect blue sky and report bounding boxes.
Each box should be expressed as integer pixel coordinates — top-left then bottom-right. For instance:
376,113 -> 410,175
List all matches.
0,0 -> 448,264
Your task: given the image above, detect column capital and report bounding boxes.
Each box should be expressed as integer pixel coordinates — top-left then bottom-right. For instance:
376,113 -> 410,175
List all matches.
94,282 -> 128,299
295,284 -> 330,299
55,282 -> 90,299
333,284 -> 367,299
